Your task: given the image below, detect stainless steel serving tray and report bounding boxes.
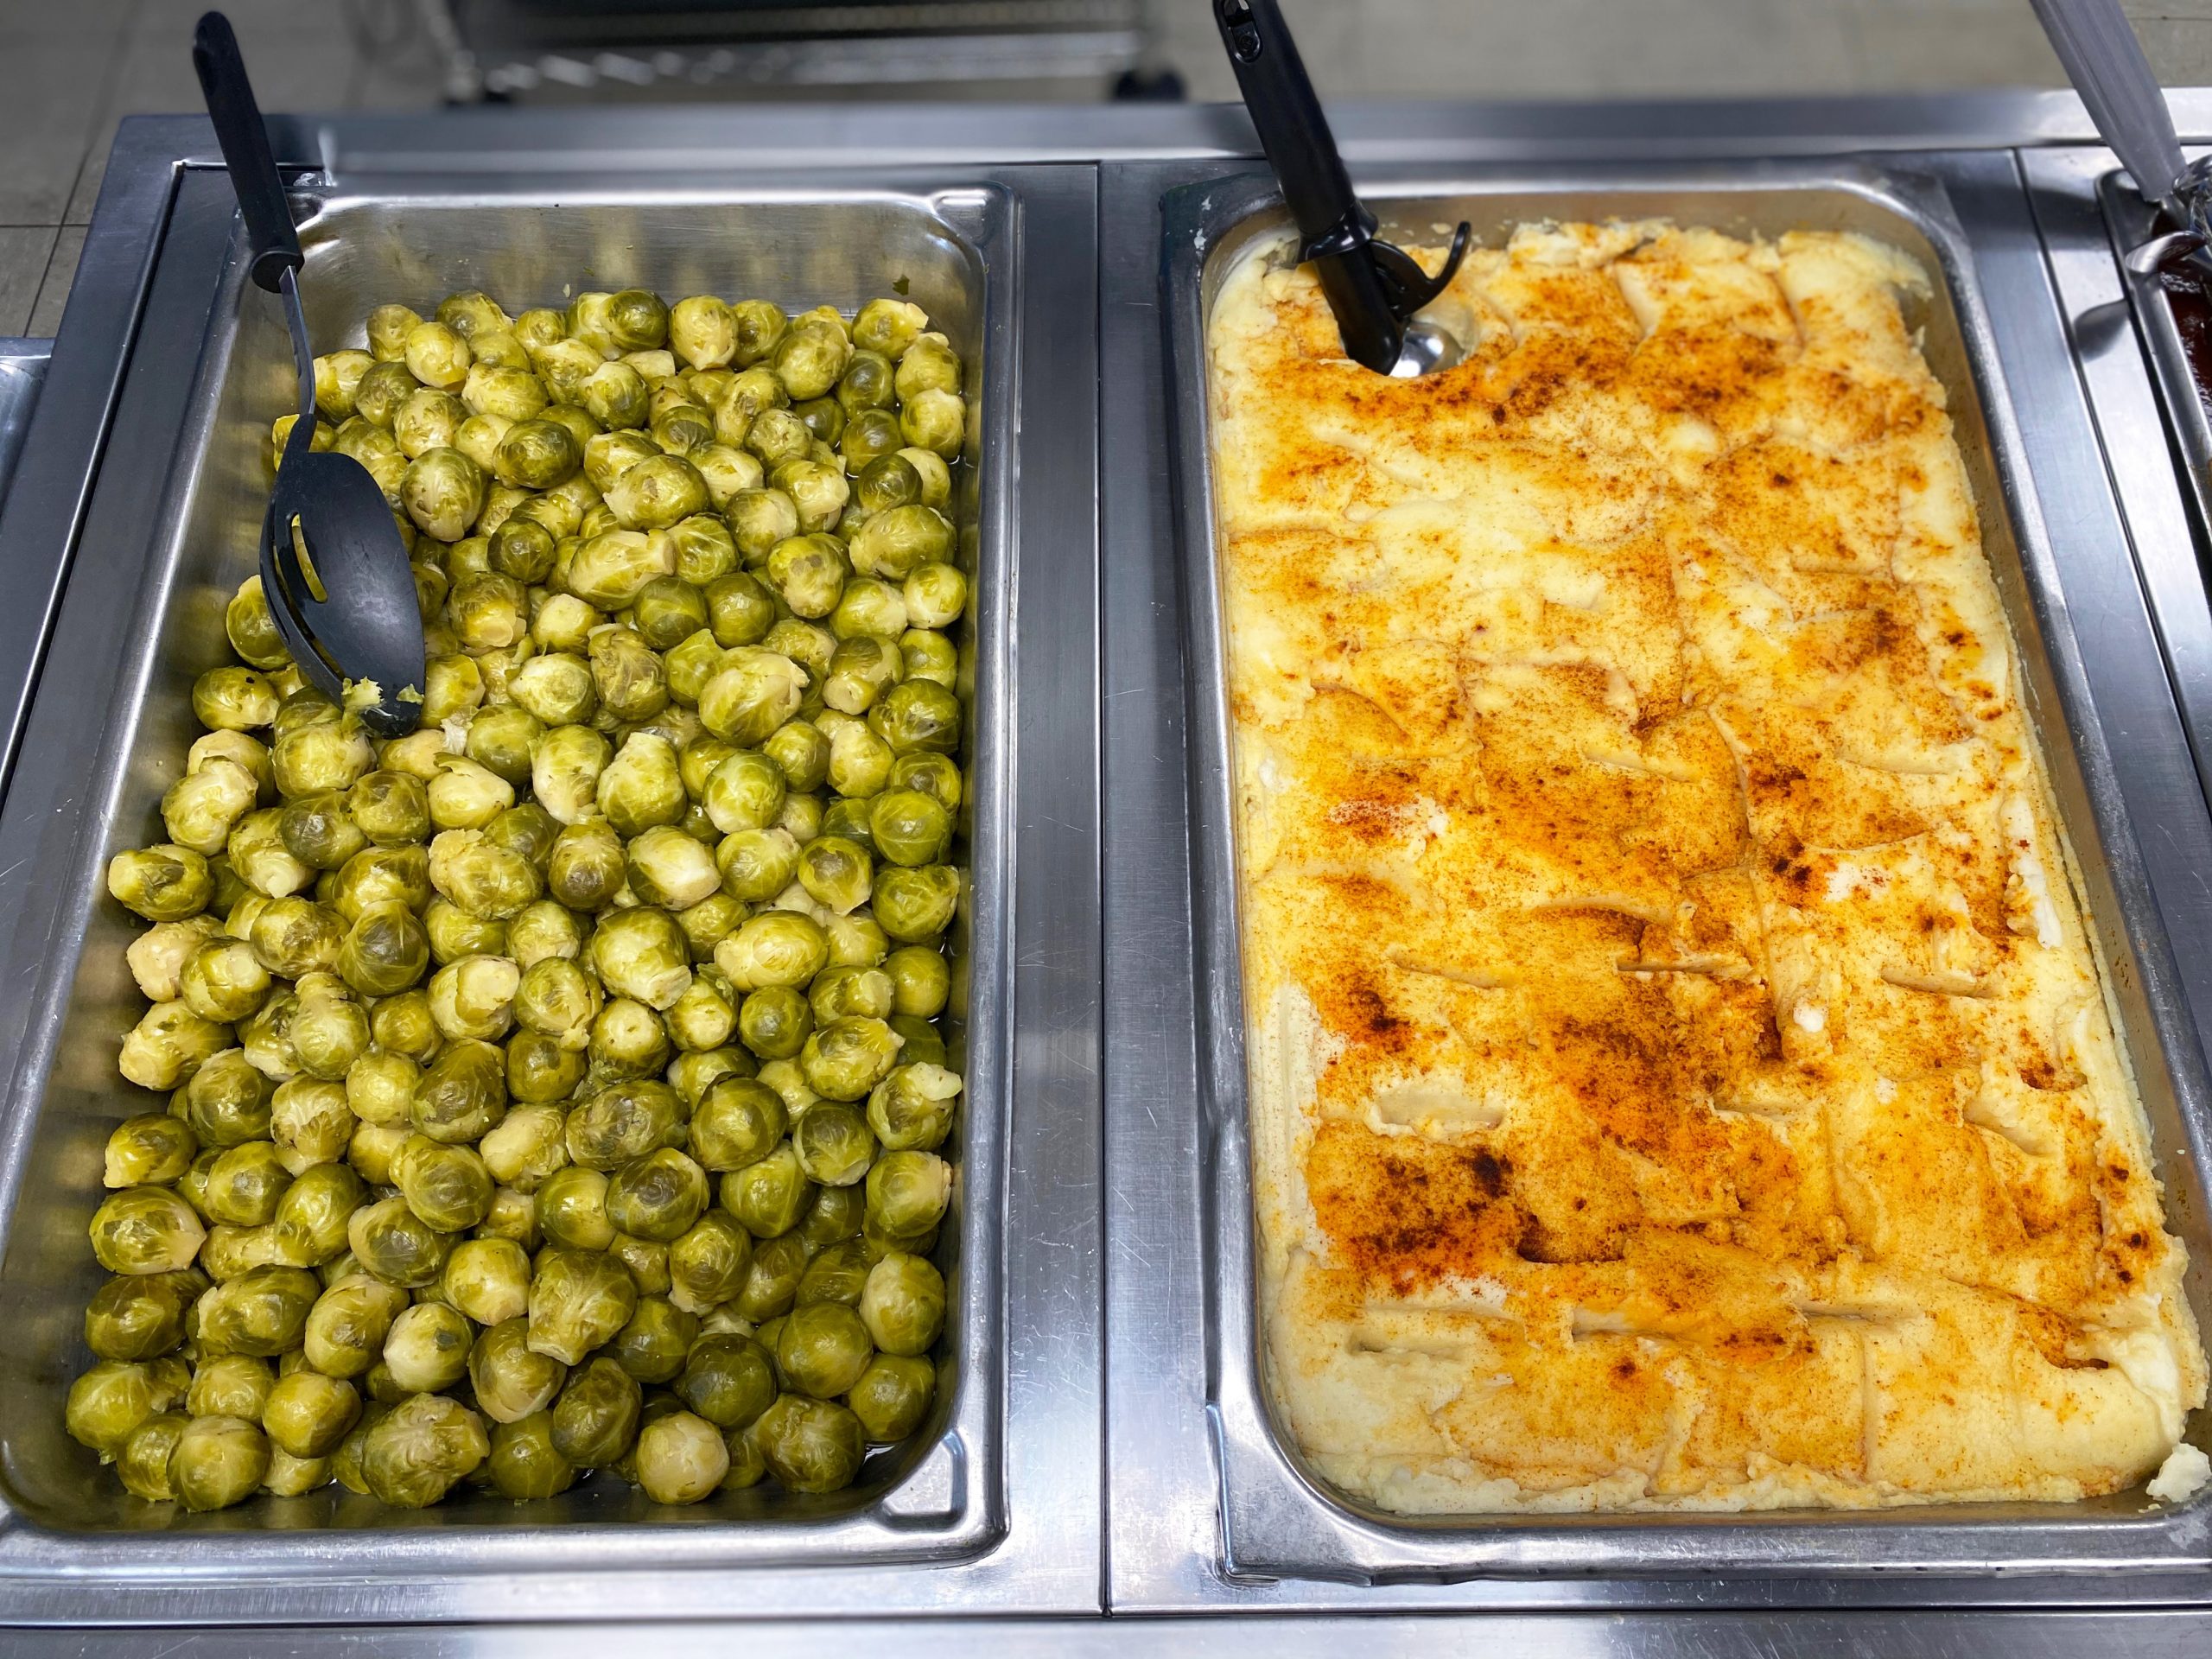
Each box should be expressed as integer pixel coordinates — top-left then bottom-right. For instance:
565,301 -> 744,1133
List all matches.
0,154 -> 1104,1624
1163,162 -> 2212,1585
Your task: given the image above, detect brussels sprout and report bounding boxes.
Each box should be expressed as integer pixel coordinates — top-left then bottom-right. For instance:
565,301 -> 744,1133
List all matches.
772,1300 -> 870,1401
607,1295 -> 698,1387
109,843 -> 215,924
418,651 -> 485,726
337,902 -> 430,998
341,768 -> 431,848
359,1391 -> 488,1507
668,294 -> 737,370
103,1112 -> 199,1192
399,448 -> 487,542
723,983 -> 804,1065
786,837 -> 870,919
606,455 -> 709,531
655,1210 -> 751,1319
482,1181 -> 546,1247
185,1354 -> 275,1421
486,1409 -> 575,1499
344,1049 -> 418,1130
85,1267 -> 200,1362
613,824 -> 715,914
429,828 -> 543,920
162,756 -> 260,858
872,865 -> 960,945
633,1408 -> 727,1504
709,827 -> 795,908
775,458 -> 851,535
753,1392 -> 863,1493
263,1370 -> 360,1459
91,1186 -> 207,1276
399,321 -> 472,391
459,1318 -> 566,1429
867,1149 -> 952,1245
357,357 -> 424,430
696,302 -> 777,375
260,1445 -> 333,1497
308,348 -> 376,424
583,998 -> 666,1079
668,1338 -> 773,1438
528,1248 -> 640,1366
862,790 -> 960,879
181,1049 -> 271,1148
799,1013 -> 904,1103
582,429 -> 660,497
818,635 -> 899,718
167,1414 -> 271,1511
848,297 -> 925,361
594,288 -> 664,353
661,969 -> 735,1053
505,961 -> 593,1057
113,1411 -> 188,1501
369,988 -> 440,1060
744,406 -> 812,472
501,901 -> 581,973
303,1274 -> 409,1378
424,954 -> 519,1045
561,1074 -> 681,1170
819,797 -> 874,854
668,893 -> 741,966
67,1359 -> 166,1457
197,1264 -> 320,1357
897,386 -> 965,459
425,290 -> 506,342
549,1355 -> 641,1468
347,1121 -> 410,1187
346,1194 -> 449,1288
860,1251 -> 946,1357
767,325 -> 846,404
834,351 -> 895,422
726,487 -> 801,564
392,385 -> 466,459
124,915 -> 220,1004
673,1077 -> 781,1176
423,755 -> 512,835
709,910 -> 823,995
692,650 -> 804,750
461,360 -> 546,428
726,1230 -> 804,1328
602,1147 -> 710,1244
866,1062 -> 962,1154
201,1141 -> 291,1228
791,1238 -> 869,1312
800,968 -> 888,1029
529,1166 -> 611,1255
754,1058 -> 822,1122
380,1301 -> 474,1395
721,1141 -> 812,1242
391,1135 -> 493,1236
688,443 -> 761,513
833,409 -> 898,473
845,504 -> 949,584
821,718 -> 892,801
288,989 -> 372,1084
851,1353 -> 937,1445
830,575 -> 911,645
760,533 -> 845,622
407,1039 -> 505,1146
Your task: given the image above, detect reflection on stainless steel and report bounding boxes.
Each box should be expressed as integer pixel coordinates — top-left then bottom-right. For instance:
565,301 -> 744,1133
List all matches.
1388,319 -> 1462,378
0,130 -> 1102,1622
0,340 -> 49,511
1162,164 -> 2212,1588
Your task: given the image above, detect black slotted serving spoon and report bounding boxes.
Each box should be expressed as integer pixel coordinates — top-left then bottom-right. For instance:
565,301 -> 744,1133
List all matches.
193,10 -> 424,739
1213,0 -> 1471,376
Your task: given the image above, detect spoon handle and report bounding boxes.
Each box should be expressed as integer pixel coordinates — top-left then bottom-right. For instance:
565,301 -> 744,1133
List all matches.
2030,0 -> 2188,205
191,10 -> 302,295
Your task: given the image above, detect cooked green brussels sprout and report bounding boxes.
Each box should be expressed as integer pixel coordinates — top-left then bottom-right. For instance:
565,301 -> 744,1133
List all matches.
734,983 -> 810,1063
202,1140 -> 291,1227
104,1113 -> 199,1190
196,1264 -> 321,1357
721,1141 -> 812,1240
263,1370 -> 360,1458
776,1300 -> 874,1400
673,1332 -> 775,1430
486,1408 -> 575,1499
533,1164 -> 615,1253
611,1295 -> 701,1385
67,1359 -> 166,1457
337,901 -> 430,998
796,1237 -> 873,1311
715,827 -> 800,906
867,1149 -> 952,1243
303,1274 -> 410,1378
625,823 -> 721,910
383,1301 -> 474,1393
550,1355 -> 642,1467
603,1147 -> 710,1244
734,1230 -> 810,1325
696,648 -> 806,747
169,1414 -> 272,1511
187,1353 -> 275,1420
565,1077 -> 684,1170
108,843 -> 214,923
116,1411 -> 189,1500
395,1134 -> 495,1231
866,1062 -> 962,1153
872,864 -> 960,944
635,1408 -> 728,1504
359,1391 -> 488,1507
85,1268 -> 201,1361
92,1186 -> 207,1275
860,1252 -> 946,1357
753,1392 -> 863,1494
527,1248 -> 639,1365
799,1019 -> 904,1108
346,1194 -> 449,1288
849,1354 -> 935,1444
715,910 -> 828,994
607,454 -> 709,531
411,1038 -> 507,1143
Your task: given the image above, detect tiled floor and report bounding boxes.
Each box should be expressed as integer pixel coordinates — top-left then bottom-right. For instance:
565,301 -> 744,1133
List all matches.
5,0 -> 2212,337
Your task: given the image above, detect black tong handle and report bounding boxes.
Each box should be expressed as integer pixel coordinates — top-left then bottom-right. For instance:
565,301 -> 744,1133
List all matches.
193,10 -> 302,295
1214,0 -> 1469,373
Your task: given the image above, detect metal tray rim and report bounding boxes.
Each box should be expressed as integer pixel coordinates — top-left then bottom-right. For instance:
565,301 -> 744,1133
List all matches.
1163,157 -> 2212,1584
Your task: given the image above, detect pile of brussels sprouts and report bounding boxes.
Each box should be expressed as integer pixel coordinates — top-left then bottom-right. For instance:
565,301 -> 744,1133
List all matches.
78,282 -> 973,1512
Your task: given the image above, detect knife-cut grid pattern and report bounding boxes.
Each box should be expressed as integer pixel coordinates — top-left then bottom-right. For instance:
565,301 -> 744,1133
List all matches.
1208,222 -> 2207,1513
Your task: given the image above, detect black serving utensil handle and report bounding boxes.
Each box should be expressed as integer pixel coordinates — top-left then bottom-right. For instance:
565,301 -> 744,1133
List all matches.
193,10 -> 302,295
1214,0 -> 1471,374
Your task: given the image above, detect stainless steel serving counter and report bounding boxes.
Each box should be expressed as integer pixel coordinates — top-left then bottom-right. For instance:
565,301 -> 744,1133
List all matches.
4,90 -> 2212,1653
